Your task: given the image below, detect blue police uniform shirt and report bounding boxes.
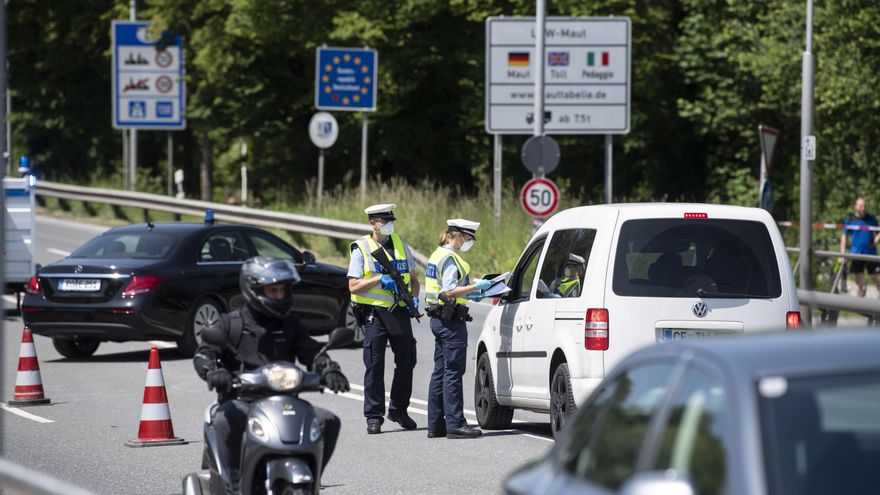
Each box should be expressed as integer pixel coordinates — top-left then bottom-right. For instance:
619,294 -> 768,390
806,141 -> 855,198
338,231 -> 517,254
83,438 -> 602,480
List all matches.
845,213 -> 879,255
347,237 -> 416,279
439,244 -> 464,292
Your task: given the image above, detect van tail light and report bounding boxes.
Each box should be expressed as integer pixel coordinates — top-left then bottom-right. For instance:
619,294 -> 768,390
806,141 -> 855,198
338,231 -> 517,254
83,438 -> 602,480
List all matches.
585,308 -> 609,350
121,276 -> 163,299
26,275 -> 41,295
786,311 -> 801,329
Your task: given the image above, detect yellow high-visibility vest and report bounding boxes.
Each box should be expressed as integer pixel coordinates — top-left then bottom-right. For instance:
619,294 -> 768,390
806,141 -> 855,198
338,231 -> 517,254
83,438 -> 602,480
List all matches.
558,277 -> 581,298
349,234 -> 412,308
425,246 -> 470,306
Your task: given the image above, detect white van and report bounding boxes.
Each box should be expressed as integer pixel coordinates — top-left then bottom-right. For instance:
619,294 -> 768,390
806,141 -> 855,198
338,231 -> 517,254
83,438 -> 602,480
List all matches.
474,203 -> 799,437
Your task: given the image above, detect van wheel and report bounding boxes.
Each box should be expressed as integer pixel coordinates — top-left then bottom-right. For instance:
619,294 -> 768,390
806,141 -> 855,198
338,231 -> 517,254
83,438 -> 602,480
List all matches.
179,297 -> 222,356
474,352 -> 514,429
52,338 -> 100,358
550,363 -> 576,439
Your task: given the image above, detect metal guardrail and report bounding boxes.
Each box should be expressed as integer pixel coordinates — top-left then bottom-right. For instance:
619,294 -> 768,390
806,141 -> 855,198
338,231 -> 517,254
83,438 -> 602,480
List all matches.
787,247 -> 880,319
35,181 -> 429,265
0,457 -> 96,495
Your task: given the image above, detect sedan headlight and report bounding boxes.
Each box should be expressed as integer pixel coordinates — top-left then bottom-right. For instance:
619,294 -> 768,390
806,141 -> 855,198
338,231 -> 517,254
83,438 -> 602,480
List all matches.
264,364 -> 302,391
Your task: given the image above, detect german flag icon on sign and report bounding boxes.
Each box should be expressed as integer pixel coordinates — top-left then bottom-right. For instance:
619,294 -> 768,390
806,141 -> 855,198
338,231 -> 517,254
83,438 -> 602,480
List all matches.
508,52 -> 530,67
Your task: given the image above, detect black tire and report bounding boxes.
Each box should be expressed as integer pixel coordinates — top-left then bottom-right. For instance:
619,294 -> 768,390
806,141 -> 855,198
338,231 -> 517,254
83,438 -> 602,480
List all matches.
474,351 -> 514,429
273,481 -> 310,495
550,363 -> 577,439
340,301 -> 365,347
178,297 -> 223,356
52,338 -> 100,358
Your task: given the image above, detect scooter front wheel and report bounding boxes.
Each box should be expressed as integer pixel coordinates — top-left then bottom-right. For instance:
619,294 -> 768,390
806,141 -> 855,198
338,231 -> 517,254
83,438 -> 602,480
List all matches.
273,481 -> 310,495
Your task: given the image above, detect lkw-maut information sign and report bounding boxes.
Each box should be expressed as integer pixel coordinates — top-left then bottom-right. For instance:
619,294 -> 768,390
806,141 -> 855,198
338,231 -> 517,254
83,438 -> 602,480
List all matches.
485,17 -> 631,134
112,21 -> 185,129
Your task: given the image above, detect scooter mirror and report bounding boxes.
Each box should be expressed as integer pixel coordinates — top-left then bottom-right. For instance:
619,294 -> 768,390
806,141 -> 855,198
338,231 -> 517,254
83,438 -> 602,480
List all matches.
201,325 -> 229,347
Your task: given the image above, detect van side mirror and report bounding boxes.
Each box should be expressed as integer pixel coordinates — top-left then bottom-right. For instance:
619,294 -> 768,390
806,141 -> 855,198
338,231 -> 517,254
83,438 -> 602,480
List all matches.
302,251 -> 317,265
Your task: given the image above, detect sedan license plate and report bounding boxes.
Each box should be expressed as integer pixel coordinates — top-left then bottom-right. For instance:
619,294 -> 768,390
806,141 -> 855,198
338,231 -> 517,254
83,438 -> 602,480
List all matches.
58,279 -> 101,292
657,328 -> 717,342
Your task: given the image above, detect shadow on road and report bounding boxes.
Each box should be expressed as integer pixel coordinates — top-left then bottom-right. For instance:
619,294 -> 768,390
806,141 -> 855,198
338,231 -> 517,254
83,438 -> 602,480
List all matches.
46,348 -> 190,363
482,422 -> 553,440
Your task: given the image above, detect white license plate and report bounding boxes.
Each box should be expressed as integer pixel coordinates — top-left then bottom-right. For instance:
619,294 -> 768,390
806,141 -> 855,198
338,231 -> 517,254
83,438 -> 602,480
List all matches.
657,328 -> 718,342
58,279 -> 101,292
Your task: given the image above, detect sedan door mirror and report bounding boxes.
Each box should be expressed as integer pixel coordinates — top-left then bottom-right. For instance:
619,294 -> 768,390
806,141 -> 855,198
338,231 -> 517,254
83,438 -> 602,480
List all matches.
619,471 -> 696,495
302,251 -> 317,265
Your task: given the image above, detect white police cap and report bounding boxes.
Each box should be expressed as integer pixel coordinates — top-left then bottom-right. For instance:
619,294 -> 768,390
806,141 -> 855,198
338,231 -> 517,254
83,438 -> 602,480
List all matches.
566,253 -> 586,267
447,218 -> 480,239
364,203 -> 396,221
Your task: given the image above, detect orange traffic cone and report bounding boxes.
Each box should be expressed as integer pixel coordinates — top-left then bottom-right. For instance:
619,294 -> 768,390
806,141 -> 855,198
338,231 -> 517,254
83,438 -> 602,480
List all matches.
125,346 -> 187,447
8,326 -> 51,406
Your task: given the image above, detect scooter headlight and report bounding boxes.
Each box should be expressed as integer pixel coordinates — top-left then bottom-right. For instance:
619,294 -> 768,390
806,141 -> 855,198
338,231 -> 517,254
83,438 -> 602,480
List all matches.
264,364 -> 302,391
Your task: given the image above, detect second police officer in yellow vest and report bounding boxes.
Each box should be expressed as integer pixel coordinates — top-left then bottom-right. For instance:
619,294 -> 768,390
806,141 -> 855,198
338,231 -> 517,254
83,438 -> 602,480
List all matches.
347,204 -> 419,435
424,219 -> 492,439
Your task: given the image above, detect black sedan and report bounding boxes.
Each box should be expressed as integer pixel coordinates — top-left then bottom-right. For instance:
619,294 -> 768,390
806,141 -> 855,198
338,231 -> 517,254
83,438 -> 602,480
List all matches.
22,221 -> 359,358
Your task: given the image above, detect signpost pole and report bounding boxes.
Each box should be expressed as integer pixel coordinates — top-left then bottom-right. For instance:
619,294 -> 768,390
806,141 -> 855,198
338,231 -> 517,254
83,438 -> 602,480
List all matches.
240,142 -> 247,205
533,0 -> 545,139
167,132 -> 173,196
317,148 -> 325,210
122,124 -> 128,189
360,111 -> 367,201
129,0 -> 137,191
494,134 -> 502,228
799,0 -> 815,326
604,134 -> 612,204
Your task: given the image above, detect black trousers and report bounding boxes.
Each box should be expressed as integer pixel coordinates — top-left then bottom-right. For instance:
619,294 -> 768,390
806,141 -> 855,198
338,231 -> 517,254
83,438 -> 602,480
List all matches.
362,305 -> 417,420
213,399 -> 340,485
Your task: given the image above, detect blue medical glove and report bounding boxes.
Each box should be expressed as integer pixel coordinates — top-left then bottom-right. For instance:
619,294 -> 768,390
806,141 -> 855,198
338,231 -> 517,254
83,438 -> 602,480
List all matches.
380,274 -> 397,291
474,279 -> 492,291
412,297 -> 419,311
467,292 -> 484,302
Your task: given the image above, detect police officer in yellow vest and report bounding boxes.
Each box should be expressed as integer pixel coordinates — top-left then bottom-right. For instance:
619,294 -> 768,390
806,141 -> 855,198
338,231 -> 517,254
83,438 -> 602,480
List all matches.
553,253 -> 585,298
348,204 -> 419,435
424,219 -> 492,439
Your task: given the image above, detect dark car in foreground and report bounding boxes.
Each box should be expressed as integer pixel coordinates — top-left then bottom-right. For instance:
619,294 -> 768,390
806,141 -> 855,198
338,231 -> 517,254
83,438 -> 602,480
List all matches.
23,221 -> 359,358
505,330 -> 880,495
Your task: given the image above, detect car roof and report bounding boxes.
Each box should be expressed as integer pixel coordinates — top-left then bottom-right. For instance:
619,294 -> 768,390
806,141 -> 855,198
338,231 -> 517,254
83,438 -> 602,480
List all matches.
104,222 -> 254,235
632,329 -> 880,377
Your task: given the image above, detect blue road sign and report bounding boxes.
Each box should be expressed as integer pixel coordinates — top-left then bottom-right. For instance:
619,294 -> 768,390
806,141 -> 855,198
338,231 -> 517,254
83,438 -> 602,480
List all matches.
112,21 -> 186,129
315,47 -> 377,112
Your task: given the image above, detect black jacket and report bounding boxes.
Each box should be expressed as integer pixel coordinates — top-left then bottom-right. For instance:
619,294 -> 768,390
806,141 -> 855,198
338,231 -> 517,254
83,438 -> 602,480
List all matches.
193,305 -> 326,383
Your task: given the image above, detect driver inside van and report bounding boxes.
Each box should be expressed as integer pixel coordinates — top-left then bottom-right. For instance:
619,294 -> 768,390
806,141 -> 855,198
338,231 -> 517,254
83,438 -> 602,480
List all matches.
550,253 -> 586,298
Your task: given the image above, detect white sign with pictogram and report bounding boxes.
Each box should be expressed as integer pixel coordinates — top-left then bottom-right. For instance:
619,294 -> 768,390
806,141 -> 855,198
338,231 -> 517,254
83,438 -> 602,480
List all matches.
520,178 -> 560,217
485,17 -> 631,135
112,21 -> 186,129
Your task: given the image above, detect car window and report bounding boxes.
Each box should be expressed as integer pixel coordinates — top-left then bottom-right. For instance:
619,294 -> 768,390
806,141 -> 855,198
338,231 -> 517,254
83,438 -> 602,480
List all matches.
561,361 -> 678,490
198,231 -> 250,262
612,218 -> 782,298
653,365 -> 728,495
246,230 -> 301,262
508,237 -> 546,301
759,371 -> 880,495
70,232 -> 178,259
538,228 -> 596,299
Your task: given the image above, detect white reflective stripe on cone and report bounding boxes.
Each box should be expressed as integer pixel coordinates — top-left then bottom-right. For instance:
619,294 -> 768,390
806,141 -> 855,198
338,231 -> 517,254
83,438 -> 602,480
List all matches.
14,371 -> 43,386
140,403 -> 172,421
18,343 -> 36,358
144,369 -> 166,387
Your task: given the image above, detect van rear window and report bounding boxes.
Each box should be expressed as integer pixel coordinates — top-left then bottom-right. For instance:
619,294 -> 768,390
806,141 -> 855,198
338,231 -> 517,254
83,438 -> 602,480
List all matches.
612,219 -> 782,298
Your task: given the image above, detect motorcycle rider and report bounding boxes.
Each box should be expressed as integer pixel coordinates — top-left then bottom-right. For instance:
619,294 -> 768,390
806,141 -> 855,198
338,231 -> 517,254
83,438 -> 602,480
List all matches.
193,256 -> 351,495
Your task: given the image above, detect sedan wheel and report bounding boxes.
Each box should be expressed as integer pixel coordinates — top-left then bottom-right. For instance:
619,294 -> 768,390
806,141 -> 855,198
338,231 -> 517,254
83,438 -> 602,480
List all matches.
550,363 -> 576,439
343,302 -> 365,346
52,338 -> 100,359
179,298 -> 222,356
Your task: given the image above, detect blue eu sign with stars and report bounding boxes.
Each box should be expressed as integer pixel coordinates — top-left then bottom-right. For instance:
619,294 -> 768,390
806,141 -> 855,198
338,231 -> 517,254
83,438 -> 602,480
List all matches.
314,47 -> 377,112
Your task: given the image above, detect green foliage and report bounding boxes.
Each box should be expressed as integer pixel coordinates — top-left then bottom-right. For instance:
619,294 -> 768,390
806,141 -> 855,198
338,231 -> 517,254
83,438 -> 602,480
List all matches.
9,0 -> 880,236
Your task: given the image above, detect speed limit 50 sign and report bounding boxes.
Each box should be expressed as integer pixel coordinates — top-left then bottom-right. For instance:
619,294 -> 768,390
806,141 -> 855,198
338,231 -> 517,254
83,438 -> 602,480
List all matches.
520,178 -> 560,218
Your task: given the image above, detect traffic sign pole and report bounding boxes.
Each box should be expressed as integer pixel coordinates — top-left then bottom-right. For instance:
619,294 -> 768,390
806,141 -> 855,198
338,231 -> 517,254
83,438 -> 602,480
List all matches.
361,112 -> 367,201
533,0 -> 546,138
493,134 -> 502,228
129,1 -> 137,190
605,134 -> 612,204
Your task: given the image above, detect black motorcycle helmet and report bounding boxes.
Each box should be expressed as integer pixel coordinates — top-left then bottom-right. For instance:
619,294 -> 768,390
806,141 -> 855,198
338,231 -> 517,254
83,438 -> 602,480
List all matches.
240,256 -> 301,318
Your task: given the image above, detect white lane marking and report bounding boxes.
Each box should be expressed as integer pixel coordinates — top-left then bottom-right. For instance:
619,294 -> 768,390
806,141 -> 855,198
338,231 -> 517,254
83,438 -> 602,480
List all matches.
3,295 -> 18,303
0,403 -> 54,423
46,248 -> 70,257
344,383 -> 552,442
148,340 -> 177,349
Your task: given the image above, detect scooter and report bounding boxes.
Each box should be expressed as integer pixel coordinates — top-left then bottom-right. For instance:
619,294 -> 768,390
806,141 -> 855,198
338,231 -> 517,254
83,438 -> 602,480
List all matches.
182,326 -> 352,495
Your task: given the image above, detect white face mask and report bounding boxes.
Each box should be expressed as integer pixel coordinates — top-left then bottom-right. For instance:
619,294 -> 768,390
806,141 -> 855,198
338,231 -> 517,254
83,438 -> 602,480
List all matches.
379,221 -> 395,235
563,267 -> 572,278
460,240 -> 474,252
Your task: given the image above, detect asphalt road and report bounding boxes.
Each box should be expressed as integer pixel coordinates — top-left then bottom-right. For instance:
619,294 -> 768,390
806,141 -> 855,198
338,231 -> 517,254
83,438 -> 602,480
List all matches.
1,216 -> 553,494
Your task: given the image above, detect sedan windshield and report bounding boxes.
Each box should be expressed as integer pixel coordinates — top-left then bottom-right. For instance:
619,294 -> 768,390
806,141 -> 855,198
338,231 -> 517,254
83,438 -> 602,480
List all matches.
759,371 -> 880,494
70,232 -> 178,259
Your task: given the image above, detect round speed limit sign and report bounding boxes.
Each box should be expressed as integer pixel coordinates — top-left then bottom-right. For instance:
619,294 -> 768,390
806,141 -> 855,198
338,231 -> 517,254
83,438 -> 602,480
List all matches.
520,178 -> 560,218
